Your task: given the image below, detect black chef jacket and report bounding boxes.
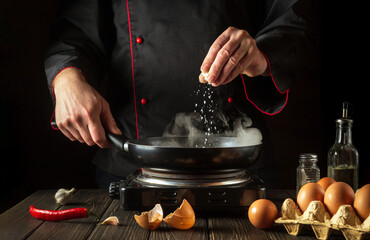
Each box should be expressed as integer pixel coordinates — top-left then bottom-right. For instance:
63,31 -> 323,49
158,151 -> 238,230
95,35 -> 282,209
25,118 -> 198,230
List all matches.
45,0 -> 319,187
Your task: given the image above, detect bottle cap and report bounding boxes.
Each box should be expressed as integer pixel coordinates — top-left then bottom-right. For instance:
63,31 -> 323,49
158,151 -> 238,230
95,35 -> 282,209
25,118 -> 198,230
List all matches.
299,153 -> 318,160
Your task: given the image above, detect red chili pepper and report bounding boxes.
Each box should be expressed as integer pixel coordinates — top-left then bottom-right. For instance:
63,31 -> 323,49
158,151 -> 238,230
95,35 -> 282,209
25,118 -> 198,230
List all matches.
29,205 -> 95,221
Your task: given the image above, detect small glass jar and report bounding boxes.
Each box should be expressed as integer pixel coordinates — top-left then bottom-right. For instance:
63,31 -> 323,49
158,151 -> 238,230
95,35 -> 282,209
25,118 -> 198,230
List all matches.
296,153 -> 320,195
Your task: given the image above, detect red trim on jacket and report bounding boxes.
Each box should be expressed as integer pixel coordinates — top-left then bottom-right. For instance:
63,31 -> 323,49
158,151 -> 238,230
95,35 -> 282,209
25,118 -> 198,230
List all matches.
126,0 -> 140,139
240,51 -> 289,115
50,110 -> 58,130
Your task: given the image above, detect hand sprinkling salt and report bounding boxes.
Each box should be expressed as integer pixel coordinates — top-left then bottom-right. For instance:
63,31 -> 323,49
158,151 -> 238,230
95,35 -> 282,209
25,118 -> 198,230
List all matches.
199,72 -> 211,85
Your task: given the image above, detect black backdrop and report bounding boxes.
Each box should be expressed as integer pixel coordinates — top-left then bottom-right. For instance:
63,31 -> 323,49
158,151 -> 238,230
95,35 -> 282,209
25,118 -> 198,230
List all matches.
1,1 -> 369,213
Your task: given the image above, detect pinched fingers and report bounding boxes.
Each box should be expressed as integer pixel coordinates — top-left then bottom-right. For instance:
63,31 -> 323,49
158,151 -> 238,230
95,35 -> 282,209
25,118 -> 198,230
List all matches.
201,33 -> 230,74
213,40 -> 250,86
200,27 -> 246,85
198,73 -> 208,83
221,47 -> 268,86
206,48 -> 232,84
200,27 -> 266,87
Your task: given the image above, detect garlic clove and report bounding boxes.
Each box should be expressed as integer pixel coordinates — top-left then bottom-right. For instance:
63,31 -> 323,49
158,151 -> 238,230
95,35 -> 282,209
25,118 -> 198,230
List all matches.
54,188 -> 76,205
100,216 -> 120,226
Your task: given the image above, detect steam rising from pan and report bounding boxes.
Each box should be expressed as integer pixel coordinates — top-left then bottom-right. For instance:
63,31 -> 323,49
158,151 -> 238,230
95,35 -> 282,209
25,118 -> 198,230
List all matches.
162,83 -> 262,148
163,112 -> 262,148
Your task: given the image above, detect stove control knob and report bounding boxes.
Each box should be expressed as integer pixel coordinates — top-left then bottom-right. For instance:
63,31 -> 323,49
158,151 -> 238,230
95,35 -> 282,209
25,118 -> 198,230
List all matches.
109,181 -> 120,199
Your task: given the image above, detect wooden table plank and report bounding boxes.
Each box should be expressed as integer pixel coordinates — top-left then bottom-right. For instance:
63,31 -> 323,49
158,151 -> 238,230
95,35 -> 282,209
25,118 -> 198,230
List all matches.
27,189 -> 111,240
88,199 -> 150,240
88,198 -> 208,240
1,189 -> 346,240
149,212 -> 208,240
207,189 -> 304,240
0,190 -> 59,240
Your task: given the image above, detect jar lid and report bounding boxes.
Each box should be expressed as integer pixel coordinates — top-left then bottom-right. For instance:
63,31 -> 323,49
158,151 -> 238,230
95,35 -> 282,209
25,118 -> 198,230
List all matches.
299,153 -> 318,160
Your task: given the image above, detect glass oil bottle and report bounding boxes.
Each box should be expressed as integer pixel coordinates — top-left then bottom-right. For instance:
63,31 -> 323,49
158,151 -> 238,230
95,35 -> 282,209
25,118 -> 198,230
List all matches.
327,102 -> 359,191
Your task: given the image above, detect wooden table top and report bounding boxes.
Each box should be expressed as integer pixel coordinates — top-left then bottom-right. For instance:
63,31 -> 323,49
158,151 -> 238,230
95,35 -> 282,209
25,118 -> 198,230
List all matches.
0,189 -> 348,240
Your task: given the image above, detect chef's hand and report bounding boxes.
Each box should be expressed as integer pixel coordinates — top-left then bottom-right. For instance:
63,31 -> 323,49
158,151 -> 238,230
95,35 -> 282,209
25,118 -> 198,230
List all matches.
52,67 -> 122,148
199,27 -> 268,87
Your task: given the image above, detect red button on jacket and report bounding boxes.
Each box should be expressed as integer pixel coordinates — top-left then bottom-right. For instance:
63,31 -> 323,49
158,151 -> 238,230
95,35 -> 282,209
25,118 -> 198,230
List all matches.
136,37 -> 143,44
141,98 -> 147,104
228,97 -> 233,103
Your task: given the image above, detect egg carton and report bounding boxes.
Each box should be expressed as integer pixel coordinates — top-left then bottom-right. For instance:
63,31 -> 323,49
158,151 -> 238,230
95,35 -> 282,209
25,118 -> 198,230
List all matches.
275,198 -> 370,240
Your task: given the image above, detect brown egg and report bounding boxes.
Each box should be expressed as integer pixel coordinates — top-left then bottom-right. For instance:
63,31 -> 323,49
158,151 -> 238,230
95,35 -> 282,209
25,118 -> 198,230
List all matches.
324,182 -> 355,216
163,199 -> 195,230
317,177 -> 336,191
354,184 -> 370,221
248,199 -> 278,229
297,182 -> 325,212
134,203 -> 163,230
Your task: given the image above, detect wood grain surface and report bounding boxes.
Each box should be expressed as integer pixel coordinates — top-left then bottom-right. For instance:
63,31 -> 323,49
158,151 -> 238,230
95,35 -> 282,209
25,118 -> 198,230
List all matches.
0,189 -> 352,240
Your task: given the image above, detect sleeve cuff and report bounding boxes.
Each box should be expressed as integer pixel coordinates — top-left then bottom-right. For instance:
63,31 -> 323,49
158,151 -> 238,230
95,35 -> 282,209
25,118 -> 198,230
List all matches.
240,51 -> 289,115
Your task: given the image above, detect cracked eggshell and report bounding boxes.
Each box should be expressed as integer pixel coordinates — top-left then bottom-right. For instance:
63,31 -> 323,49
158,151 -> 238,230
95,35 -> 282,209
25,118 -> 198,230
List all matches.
163,199 -> 195,230
134,203 -> 163,230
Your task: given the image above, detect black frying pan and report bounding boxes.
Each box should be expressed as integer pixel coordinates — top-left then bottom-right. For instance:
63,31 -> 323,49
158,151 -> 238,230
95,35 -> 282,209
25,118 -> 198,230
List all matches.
107,133 -> 262,170
51,121 -> 262,170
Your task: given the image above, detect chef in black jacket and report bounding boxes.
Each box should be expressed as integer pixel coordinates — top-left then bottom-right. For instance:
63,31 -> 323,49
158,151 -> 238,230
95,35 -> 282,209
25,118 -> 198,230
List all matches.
45,0 -> 319,188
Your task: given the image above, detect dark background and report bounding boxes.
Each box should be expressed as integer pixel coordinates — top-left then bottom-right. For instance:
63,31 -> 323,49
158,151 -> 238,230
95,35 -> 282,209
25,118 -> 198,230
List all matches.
1,1 -> 369,213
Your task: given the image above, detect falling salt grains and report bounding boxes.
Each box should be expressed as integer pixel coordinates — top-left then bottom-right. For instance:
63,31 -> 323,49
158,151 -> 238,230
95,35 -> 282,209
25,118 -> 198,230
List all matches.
193,82 -> 221,147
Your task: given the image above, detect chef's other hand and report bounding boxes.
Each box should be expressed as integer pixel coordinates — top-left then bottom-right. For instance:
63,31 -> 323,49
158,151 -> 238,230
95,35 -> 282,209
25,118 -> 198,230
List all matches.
52,68 -> 122,148
199,27 -> 268,87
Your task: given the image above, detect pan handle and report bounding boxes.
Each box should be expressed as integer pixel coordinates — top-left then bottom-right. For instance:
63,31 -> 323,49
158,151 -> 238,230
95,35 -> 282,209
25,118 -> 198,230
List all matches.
51,121 -> 129,152
106,132 -> 129,152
